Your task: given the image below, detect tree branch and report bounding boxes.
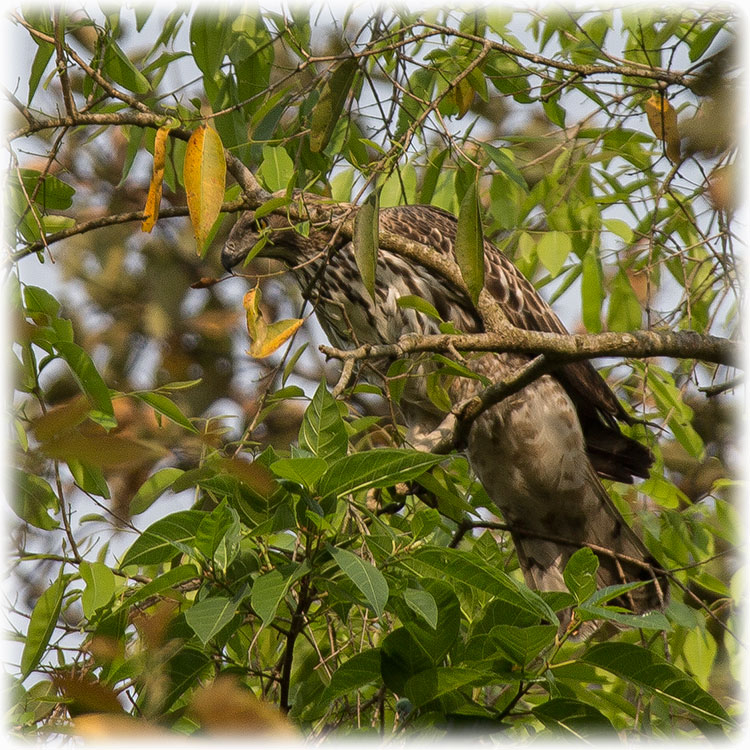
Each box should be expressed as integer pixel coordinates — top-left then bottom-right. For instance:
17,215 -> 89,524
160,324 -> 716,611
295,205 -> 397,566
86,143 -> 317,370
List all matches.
320,327 -> 739,370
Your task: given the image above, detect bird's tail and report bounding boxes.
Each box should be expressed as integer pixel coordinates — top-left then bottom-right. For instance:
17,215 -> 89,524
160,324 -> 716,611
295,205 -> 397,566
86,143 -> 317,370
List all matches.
507,467 -> 667,615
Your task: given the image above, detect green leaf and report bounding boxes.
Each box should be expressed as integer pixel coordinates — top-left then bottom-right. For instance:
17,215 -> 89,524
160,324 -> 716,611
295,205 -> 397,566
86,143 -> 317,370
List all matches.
28,41 -> 55,104
282,343 -> 309,385
381,627 -> 433,694
194,502 -> 240,566
124,564 -> 198,608
309,58 -> 358,153
189,10 -> 232,79
162,646 -> 211,710
253,195 -> 290,221
404,667 -> 491,709
185,596 -> 237,645
23,285 -> 62,318
80,562 -> 116,619
102,41 -> 151,94
41,216 -> 75,233
317,450 -> 445,500
397,295 -> 442,321
298,380 -> 348,461
328,545 -> 389,616
270,457 -> 328,489
603,217 -> 635,244
386,359 -> 410,405
16,169 -> 75,211
129,467 -> 185,516
542,93 -> 566,128
250,569 -> 290,628
410,507 -> 441,539
481,143 -> 527,189
411,547 -> 558,624
403,588 -> 439,629
643,364 -> 705,458
21,573 -> 65,679
353,190 -> 379,301
134,392 -> 198,433
582,642 -> 732,726
400,579 -> 459,661
689,21 -> 724,62
320,649 -> 381,703
11,471 -> 60,530
490,624 -> 558,666
257,145 -> 294,192
607,269 -> 642,331
563,547 -> 598,603
454,178 -> 484,304
120,510 -> 205,568
67,459 -> 110,499
581,245 -> 604,333
533,698 -> 617,737
576,583 -> 671,630
537,231 -> 572,277
54,342 -> 116,430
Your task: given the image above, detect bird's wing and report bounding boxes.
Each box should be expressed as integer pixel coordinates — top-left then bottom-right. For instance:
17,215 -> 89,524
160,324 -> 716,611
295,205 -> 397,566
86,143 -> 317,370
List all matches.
379,205 -> 652,481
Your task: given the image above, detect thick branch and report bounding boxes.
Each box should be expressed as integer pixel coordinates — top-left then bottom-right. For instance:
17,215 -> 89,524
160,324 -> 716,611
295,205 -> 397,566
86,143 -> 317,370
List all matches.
320,328 -> 740,370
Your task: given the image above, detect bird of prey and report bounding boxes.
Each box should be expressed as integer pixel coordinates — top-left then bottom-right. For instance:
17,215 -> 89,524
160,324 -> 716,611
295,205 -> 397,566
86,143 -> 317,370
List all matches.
222,201 -> 666,616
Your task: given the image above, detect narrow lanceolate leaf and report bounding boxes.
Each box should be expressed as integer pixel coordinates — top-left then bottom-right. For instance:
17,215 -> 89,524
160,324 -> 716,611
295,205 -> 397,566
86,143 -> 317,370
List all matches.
455,179 -> 484,305
581,246 -> 604,333
120,510 -> 205,568
353,190 -> 379,300
645,93 -> 681,164
582,642 -> 732,726
134,391 -> 199,433
328,545 -> 389,616
21,573 -> 65,678
141,125 -> 171,232
454,77 -> 475,118
317,450 -> 446,500
54,341 -> 116,430
80,561 -> 116,619
309,57 -> 358,153
183,124 -> 226,252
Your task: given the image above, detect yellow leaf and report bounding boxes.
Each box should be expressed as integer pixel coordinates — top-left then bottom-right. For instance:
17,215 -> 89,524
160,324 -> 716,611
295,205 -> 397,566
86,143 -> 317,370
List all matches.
243,287 -> 266,343
454,78 -> 474,119
250,318 -> 304,358
645,93 -> 681,164
73,714 -> 172,738
243,287 -> 303,359
190,675 -> 299,736
183,124 -> 226,252
141,125 -> 171,232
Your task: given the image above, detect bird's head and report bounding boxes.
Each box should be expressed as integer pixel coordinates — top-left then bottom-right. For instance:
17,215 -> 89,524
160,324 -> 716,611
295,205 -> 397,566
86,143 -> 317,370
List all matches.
221,212 -> 300,273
